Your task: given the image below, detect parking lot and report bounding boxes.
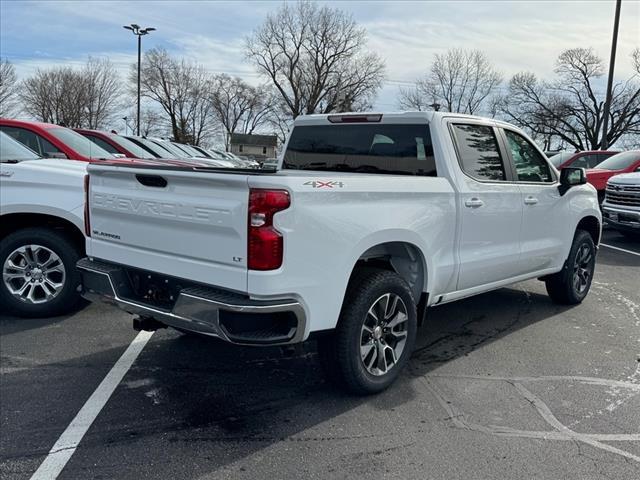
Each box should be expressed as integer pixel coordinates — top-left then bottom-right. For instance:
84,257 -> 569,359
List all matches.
1,229 -> 638,480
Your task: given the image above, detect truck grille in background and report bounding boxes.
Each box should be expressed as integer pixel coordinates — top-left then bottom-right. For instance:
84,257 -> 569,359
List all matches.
605,184 -> 640,207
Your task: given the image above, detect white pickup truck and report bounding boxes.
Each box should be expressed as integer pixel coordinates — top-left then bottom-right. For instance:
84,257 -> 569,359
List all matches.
79,112 -> 601,394
602,172 -> 640,237
1,131 -> 87,317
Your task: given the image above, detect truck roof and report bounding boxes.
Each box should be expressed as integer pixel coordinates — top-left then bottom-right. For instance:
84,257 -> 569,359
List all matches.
293,111 -> 513,127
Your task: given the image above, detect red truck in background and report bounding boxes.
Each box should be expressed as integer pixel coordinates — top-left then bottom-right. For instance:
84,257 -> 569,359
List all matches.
585,151 -> 640,203
0,119 -> 115,162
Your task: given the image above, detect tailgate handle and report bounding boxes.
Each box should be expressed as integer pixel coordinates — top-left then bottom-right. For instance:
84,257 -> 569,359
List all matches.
136,174 -> 167,188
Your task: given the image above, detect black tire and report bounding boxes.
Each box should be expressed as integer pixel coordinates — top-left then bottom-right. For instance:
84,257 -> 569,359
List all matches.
545,230 -> 596,305
0,227 -> 83,318
318,268 -> 417,395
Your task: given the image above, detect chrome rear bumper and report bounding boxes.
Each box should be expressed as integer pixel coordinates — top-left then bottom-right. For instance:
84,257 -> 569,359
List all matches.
77,258 -> 306,345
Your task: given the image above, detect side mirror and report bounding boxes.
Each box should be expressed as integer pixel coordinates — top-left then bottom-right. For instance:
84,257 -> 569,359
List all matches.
559,167 -> 587,196
46,151 -> 68,159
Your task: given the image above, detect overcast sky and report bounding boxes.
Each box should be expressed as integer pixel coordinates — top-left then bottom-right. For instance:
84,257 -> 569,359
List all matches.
1,0 -> 639,112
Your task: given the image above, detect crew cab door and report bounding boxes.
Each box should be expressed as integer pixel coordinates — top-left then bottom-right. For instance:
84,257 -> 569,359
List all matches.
449,121 -> 523,290
500,128 -> 566,273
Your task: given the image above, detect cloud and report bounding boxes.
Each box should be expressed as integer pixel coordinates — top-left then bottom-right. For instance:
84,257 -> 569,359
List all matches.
2,0 -> 639,114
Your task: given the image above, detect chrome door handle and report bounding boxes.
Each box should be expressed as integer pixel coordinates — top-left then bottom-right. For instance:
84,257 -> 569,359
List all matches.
524,196 -> 539,205
464,198 -> 484,208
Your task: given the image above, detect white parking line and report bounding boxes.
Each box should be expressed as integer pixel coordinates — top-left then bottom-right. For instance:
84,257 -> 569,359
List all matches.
601,243 -> 640,257
29,330 -> 154,480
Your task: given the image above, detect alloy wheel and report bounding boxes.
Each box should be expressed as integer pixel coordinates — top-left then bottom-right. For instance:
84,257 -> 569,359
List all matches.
2,244 -> 66,304
572,242 -> 593,294
359,293 -> 409,376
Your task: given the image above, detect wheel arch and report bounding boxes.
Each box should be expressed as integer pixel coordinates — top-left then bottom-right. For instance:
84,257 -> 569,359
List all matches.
576,215 -> 601,246
0,212 -> 85,254
350,240 -> 428,303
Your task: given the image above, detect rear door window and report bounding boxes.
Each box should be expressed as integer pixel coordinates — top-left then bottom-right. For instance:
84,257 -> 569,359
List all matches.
451,124 -> 506,181
283,124 -> 436,176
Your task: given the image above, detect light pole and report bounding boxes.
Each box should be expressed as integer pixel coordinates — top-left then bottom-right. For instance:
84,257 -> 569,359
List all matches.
600,0 -> 622,150
122,117 -> 128,135
123,24 -> 155,136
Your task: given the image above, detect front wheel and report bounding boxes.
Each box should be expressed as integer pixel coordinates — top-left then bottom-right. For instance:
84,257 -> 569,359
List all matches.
318,268 -> 417,395
545,230 -> 596,305
0,228 -> 83,317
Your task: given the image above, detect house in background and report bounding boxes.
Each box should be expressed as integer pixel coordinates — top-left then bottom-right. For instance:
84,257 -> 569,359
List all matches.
229,133 -> 277,160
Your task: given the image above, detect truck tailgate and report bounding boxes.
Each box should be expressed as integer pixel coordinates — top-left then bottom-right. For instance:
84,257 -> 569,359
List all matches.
86,164 -> 250,292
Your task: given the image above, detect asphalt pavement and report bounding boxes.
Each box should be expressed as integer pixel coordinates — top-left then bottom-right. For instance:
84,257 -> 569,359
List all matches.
1,229 -> 639,480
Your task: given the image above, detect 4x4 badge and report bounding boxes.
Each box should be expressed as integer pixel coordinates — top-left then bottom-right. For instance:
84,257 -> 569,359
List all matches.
303,181 -> 344,189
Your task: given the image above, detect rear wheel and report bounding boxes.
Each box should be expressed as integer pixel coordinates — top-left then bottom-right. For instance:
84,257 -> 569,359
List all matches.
318,268 -> 417,395
0,228 -> 83,317
545,230 -> 596,305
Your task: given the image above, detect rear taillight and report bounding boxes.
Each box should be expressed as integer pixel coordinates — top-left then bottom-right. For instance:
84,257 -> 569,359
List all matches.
84,174 -> 91,237
248,189 -> 290,270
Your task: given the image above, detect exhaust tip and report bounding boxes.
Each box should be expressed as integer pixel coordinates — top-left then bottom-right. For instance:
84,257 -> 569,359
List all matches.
133,316 -> 166,332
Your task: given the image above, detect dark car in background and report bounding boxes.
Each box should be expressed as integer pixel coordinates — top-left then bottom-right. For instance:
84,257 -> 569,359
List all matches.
75,129 -> 156,159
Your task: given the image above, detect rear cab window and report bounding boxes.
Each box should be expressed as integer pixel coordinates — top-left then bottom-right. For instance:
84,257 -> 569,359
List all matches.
283,123 -> 437,176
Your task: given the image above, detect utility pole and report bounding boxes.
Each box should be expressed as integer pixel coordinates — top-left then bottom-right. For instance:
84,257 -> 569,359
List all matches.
123,24 -> 156,136
600,0 -> 622,150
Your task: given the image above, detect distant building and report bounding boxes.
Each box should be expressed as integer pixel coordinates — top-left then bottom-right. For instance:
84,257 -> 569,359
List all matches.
229,133 -> 277,160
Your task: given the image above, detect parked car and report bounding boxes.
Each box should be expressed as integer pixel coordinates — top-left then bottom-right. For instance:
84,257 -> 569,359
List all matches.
124,135 -> 176,158
0,119 -> 115,161
261,157 -> 279,169
0,131 -> 88,317
79,111 -> 601,394
123,136 -> 234,168
146,137 -> 195,159
548,150 -> 618,170
602,172 -> 640,238
207,148 -> 260,168
75,129 -> 157,159
586,151 -> 640,203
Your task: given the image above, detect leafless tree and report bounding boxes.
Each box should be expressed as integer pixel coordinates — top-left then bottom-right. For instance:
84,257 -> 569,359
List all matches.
20,58 -> 123,128
136,48 -> 214,144
210,74 -> 274,149
497,48 -> 640,150
632,47 -> 640,75
265,98 -> 294,145
246,0 -> 385,118
398,49 -> 502,114
20,67 -> 87,127
83,57 -> 123,129
125,106 -> 166,137
0,58 -> 18,117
